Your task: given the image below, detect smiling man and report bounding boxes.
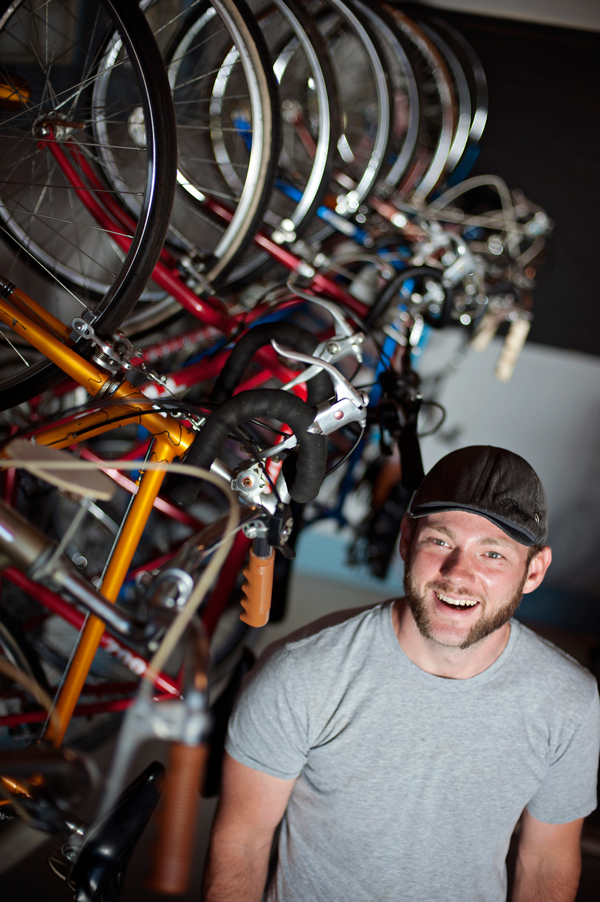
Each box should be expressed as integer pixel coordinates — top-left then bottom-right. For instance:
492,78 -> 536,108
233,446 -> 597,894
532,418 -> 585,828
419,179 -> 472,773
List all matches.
204,446 -> 600,902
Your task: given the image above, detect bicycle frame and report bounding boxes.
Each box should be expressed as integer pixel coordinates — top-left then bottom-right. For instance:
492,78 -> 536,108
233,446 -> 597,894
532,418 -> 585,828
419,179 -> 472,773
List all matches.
41,133 -> 371,326
0,282 -> 205,745
0,118 -> 400,749
0,268 -> 322,748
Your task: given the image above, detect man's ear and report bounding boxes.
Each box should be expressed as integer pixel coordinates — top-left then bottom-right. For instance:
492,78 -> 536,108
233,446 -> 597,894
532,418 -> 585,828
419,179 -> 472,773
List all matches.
522,545 -> 552,595
399,514 -> 415,562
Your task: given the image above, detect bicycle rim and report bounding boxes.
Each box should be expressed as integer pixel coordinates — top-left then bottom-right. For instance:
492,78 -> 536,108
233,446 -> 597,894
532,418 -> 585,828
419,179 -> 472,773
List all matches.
310,0 -> 392,225
382,5 -> 456,204
0,584 -> 126,751
224,0 -> 341,285
0,0 -> 176,409
420,20 -> 471,173
427,15 -> 488,148
144,0 -> 280,290
350,0 -> 421,192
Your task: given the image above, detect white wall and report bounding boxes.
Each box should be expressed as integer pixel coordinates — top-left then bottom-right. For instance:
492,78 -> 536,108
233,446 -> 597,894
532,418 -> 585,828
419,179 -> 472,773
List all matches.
418,331 -> 600,593
424,0 -> 600,31
295,334 -> 600,600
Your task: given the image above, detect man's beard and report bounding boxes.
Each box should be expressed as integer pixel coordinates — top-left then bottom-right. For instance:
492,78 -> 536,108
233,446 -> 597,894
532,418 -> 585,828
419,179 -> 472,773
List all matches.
403,547 -> 529,650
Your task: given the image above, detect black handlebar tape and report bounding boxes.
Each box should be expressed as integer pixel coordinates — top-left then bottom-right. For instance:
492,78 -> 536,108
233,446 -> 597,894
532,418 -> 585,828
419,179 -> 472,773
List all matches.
211,323 -> 331,407
171,389 -> 327,506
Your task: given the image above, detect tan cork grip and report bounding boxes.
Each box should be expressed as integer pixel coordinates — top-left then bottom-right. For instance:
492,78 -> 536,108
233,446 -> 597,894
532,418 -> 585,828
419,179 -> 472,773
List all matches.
240,547 -> 275,627
147,742 -> 208,895
495,317 -> 530,383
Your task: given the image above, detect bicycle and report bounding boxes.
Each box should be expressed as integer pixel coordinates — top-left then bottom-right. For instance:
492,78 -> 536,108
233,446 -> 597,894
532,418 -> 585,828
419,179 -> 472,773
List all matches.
0,266 -> 379,753
0,0 -> 178,404
0,0 -> 470,349
0,0 -> 551,751
0,463 -> 244,896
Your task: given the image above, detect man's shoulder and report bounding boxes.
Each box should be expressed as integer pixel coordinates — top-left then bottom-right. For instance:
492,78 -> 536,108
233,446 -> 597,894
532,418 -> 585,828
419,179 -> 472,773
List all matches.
282,601 -> 390,643
511,618 -> 598,706
258,600 -> 394,671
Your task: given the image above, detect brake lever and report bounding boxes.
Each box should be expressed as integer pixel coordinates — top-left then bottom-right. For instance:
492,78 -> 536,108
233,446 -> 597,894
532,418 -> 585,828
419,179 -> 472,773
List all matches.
256,342 -> 368,460
272,340 -> 366,406
285,283 -> 356,338
282,332 -> 365,392
280,288 -> 365,392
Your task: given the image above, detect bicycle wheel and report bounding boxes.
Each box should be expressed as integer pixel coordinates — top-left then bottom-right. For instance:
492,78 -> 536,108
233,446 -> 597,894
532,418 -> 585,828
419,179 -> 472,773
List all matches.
424,15 -> 488,156
419,21 -> 471,174
0,0 -> 176,409
350,0 -> 421,193
1,575 -> 126,751
149,0 -> 280,289
307,0 -> 392,233
381,4 -> 456,204
223,0 -> 341,285
0,452 -> 189,750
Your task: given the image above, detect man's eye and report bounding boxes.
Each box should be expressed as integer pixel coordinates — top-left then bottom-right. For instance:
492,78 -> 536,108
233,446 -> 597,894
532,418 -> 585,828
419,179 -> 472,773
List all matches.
486,551 -> 503,559
432,538 -> 447,546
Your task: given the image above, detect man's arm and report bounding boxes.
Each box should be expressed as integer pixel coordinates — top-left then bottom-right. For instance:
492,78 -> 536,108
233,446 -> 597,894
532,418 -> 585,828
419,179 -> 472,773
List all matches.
512,808 -> 584,902
203,751 -> 297,902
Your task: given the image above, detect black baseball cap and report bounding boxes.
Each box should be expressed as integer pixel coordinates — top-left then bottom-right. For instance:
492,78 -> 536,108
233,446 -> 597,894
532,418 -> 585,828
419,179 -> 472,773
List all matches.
408,446 -> 548,546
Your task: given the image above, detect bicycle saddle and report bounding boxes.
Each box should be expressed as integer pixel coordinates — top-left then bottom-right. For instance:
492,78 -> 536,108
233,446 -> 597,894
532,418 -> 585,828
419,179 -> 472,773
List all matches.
69,760 -> 165,902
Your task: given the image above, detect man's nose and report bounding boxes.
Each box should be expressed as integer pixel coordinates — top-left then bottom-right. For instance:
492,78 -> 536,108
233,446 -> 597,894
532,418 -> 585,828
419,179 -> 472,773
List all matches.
439,548 -> 473,582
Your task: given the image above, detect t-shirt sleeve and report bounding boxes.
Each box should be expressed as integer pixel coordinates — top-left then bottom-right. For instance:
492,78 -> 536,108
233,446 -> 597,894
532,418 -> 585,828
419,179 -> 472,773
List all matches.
225,644 -> 310,780
526,681 -> 600,824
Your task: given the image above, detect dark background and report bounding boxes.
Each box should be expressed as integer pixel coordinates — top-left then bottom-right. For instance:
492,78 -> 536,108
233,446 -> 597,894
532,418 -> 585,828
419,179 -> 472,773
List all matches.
419,8 -> 600,357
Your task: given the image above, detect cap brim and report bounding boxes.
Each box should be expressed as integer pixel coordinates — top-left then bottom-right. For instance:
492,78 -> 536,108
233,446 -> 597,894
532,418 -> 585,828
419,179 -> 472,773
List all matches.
410,502 -> 540,546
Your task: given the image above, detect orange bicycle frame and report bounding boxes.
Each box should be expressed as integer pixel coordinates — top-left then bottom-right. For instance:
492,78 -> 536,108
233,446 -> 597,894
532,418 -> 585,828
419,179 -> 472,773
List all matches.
0,281 -> 196,745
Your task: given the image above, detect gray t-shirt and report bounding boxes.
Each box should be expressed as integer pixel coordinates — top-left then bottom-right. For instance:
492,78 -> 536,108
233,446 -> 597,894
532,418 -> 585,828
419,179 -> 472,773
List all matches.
226,601 -> 600,901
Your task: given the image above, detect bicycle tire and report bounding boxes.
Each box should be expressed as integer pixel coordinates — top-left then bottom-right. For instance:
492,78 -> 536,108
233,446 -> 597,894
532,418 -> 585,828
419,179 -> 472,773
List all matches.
28,603 -> 126,751
158,0 -> 280,287
305,0 -> 392,244
0,498 -> 133,752
269,0 -> 340,236
224,0 -> 341,286
425,15 -> 488,149
350,0 -> 421,193
0,500 -> 129,752
100,0 -> 282,332
0,0 -> 177,410
0,599 -> 125,753
381,4 -> 456,204
419,21 -> 471,173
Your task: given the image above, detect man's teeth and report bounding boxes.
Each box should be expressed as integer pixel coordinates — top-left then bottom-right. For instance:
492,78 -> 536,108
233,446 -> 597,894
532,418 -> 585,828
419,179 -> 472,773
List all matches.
436,592 -> 478,608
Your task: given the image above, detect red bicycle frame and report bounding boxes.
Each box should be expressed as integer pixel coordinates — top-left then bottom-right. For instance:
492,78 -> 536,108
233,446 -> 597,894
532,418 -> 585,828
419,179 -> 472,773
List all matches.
42,134 -> 371,331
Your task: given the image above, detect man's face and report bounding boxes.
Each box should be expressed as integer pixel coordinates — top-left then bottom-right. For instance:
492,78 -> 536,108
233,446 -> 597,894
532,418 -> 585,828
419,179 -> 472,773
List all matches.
401,510 -> 536,651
